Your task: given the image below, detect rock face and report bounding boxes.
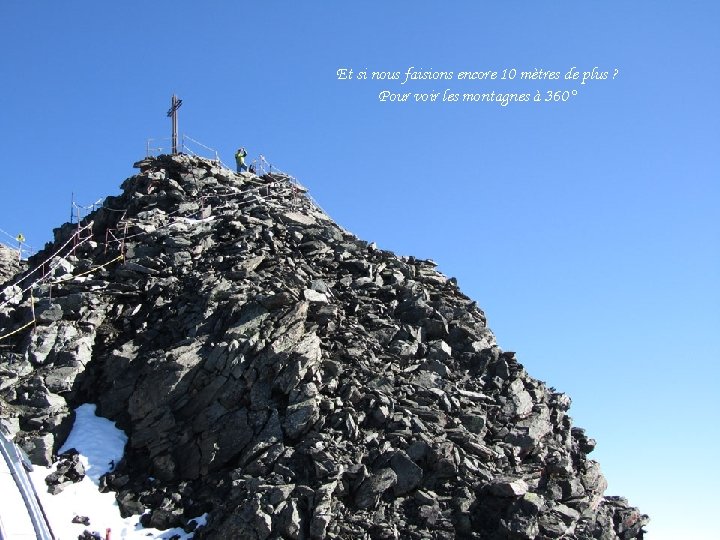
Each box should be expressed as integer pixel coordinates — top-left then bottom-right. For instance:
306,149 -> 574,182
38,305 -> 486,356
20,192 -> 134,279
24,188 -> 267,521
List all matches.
0,244 -> 21,284
0,153 -> 647,538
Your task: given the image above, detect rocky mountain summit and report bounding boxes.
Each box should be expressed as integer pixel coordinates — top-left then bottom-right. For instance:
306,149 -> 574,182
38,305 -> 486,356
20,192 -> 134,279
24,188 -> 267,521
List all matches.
0,153 -> 648,539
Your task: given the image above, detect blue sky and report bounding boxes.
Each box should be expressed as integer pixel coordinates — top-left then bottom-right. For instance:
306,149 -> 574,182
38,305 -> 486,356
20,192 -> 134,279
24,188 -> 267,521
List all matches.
2,2 -> 718,538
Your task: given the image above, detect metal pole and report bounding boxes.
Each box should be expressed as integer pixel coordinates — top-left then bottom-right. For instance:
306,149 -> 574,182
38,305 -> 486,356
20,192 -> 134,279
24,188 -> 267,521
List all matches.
171,95 -> 178,154
167,95 -> 183,155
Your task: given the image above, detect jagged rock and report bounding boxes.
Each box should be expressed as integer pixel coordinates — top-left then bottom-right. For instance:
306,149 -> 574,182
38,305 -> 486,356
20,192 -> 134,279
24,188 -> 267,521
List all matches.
117,491 -> 146,517
0,153 -> 646,539
283,211 -> 316,226
1,284 -> 23,306
309,480 -> 337,538
390,450 -> 423,495
45,448 -> 85,493
302,288 -> 328,303
573,426 -> 598,454
283,395 -> 320,438
490,477 -> 529,497
141,506 -> 186,530
274,499 -> 301,538
354,468 -> 397,509
23,433 -> 55,466
0,244 -> 22,285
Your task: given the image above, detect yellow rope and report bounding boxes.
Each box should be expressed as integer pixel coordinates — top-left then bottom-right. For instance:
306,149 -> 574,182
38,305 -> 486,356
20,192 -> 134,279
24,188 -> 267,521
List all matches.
48,254 -> 124,285
0,254 -> 123,341
0,319 -> 35,342
5,221 -> 94,288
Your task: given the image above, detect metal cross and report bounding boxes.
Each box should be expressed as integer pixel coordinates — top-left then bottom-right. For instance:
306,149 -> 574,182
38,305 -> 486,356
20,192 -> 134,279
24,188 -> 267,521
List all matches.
167,94 -> 183,154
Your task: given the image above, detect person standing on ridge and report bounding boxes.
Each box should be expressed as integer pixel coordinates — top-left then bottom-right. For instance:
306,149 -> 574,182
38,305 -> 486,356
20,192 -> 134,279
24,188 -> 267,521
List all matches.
235,147 -> 248,173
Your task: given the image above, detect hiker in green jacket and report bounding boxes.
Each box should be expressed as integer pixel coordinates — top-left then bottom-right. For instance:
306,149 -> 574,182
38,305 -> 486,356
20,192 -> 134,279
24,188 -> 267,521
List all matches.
235,147 -> 248,173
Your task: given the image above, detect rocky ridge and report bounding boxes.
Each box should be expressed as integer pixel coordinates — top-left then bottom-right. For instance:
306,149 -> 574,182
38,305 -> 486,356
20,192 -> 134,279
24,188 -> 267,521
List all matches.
0,153 -> 647,538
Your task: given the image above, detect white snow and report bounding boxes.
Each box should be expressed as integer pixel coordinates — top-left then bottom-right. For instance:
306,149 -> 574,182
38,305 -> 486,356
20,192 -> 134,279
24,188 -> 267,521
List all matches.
178,216 -> 215,225
58,404 -> 127,483
29,404 -> 207,539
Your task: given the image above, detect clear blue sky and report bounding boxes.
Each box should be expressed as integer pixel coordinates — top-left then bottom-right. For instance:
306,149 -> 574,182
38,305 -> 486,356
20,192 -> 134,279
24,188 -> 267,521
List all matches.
2,3 -> 718,538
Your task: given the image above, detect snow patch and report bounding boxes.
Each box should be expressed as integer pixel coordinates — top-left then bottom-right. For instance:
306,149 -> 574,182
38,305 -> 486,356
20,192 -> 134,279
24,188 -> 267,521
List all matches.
29,404 -> 205,539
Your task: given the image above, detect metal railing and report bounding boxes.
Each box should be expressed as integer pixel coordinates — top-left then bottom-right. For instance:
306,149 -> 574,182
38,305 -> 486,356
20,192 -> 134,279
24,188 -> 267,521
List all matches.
0,432 -> 55,539
145,136 -> 176,157
145,134 -> 221,162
